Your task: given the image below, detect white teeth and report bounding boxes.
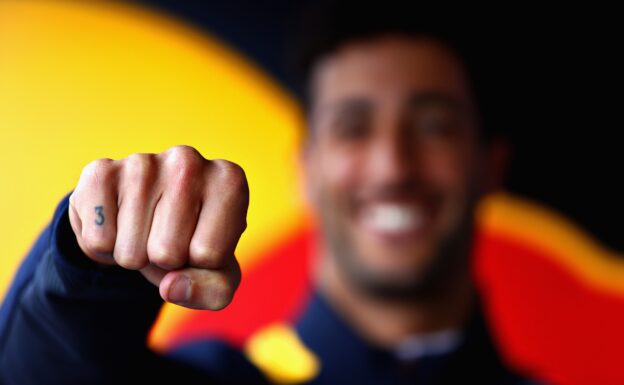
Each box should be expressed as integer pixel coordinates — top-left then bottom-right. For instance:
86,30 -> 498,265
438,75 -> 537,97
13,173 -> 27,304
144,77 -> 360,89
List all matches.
364,204 -> 424,233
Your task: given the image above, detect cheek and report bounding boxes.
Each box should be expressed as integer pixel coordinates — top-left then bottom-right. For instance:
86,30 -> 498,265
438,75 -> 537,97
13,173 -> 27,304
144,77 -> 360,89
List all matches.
311,146 -> 362,210
420,144 -> 476,192
422,144 -> 480,233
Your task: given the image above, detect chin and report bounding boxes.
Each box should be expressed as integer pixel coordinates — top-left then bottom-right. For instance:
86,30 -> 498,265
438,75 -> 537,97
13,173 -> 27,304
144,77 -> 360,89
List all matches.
350,267 -> 432,300
368,262 -> 428,282
330,239 -> 453,299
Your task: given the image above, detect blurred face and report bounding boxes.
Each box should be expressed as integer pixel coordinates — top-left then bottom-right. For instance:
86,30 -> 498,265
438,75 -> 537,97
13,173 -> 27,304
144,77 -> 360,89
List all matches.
304,35 -> 491,298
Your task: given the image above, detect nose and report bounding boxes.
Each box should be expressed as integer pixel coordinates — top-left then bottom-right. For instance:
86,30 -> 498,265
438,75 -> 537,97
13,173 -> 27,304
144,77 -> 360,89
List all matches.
366,129 -> 417,187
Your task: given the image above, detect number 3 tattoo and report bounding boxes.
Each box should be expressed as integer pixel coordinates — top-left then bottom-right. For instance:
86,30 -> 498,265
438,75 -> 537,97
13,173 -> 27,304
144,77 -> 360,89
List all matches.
94,205 -> 105,226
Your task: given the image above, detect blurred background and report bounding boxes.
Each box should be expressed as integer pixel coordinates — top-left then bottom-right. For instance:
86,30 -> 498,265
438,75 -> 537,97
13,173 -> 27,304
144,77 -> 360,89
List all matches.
0,2 -> 621,385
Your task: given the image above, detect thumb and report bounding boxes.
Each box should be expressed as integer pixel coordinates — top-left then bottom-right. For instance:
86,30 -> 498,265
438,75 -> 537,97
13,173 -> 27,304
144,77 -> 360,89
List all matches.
158,257 -> 241,310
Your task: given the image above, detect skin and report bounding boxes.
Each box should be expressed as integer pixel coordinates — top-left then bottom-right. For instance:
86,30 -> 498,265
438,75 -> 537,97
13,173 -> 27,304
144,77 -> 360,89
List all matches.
69,145 -> 248,310
302,34 -> 509,347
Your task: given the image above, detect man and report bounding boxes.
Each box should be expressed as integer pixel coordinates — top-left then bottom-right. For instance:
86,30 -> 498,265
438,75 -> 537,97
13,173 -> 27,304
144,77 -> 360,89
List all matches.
0,3 -> 541,385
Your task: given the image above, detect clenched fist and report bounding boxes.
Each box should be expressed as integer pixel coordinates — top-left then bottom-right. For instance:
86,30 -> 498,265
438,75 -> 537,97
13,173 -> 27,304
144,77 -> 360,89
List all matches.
67,145 -> 248,310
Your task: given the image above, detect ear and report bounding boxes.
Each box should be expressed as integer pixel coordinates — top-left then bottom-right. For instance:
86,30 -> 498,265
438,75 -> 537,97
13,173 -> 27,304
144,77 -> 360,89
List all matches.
482,137 -> 511,194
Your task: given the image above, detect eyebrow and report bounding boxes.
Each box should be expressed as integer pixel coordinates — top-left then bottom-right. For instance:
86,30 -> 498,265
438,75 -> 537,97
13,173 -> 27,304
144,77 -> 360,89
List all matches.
311,91 -> 464,127
408,91 -> 462,111
322,92 -> 461,115
328,98 -> 372,117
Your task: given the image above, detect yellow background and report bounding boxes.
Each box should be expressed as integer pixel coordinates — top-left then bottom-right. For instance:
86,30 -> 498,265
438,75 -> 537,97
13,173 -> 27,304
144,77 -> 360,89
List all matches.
0,1 -> 306,300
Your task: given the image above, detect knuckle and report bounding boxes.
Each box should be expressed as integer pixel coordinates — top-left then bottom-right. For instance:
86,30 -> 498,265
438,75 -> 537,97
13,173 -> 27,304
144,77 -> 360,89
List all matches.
215,159 -> 247,185
68,191 -> 78,208
82,233 -> 114,256
114,247 -> 148,270
165,146 -> 204,171
189,242 -> 226,268
81,158 -> 116,186
213,160 -> 248,191
164,147 -> 205,193
148,240 -> 186,269
167,145 -> 201,157
115,256 -> 147,270
123,153 -> 156,184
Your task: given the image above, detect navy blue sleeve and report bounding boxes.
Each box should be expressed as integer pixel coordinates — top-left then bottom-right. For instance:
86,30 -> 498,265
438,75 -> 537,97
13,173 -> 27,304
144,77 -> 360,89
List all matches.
167,339 -> 270,385
0,191 -> 226,385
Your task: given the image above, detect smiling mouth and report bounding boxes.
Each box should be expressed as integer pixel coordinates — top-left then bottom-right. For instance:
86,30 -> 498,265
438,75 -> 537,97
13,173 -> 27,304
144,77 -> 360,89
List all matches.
360,201 -> 434,241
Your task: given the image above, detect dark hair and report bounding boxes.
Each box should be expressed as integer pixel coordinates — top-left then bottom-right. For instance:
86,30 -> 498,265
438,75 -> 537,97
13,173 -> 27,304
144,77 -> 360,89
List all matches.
287,0 -> 515,142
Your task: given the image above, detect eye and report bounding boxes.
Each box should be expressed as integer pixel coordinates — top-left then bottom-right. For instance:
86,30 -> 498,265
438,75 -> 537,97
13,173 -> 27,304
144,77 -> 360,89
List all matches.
413,110 -> 459,137
332,115 -> 370,140
420,117 -> 454,135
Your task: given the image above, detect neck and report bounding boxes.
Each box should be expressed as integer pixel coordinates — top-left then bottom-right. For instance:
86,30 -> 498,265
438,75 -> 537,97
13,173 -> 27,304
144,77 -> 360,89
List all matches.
316,253 -> 475,349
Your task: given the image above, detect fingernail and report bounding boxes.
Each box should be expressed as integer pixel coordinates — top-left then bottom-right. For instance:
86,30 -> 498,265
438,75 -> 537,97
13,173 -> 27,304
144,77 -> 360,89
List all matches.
168,275 -> 191,304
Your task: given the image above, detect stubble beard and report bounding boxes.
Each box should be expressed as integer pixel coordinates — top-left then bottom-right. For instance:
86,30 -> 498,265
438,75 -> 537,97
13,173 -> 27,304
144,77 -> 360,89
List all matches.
320,192 -> 479,303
